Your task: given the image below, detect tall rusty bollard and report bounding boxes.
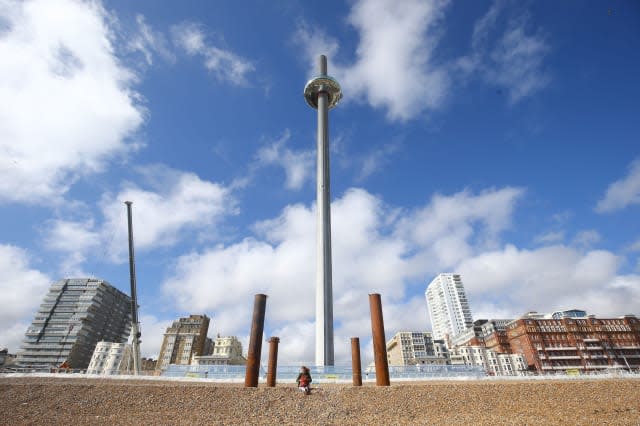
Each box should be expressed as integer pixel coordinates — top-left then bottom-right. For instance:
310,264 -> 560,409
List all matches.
266,337 -> 280,387
244,294 -> 267,387
351,337 -> 362,386
369,293 -> 390,386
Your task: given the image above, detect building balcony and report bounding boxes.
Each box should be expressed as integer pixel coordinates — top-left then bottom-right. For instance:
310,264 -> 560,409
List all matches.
544,347 -> 577,351
584,346 -> 603,350
547,355 -> 582,360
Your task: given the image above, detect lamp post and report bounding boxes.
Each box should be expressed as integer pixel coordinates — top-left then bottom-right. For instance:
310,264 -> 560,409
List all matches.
304,55 -> 342,366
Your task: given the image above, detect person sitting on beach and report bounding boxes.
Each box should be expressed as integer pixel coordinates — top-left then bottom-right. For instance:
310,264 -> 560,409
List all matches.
296,366 -> 312,395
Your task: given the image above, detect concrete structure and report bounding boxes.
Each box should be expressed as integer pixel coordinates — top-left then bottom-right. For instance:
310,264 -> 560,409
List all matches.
0,348 -> 16,367
156,315 -> 211,370
386,331 -> 448,366
450,345 -> 527,376
506,312 -> 640,373
304,55 -> 342,366
17,278 -> 132,369
193,336 -> 246,366
426,273 -> 473,344
87,341 -> 132,375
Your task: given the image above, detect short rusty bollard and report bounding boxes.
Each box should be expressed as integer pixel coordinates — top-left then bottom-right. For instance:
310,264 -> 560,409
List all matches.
266,337 -> 280,387
351,337 -> 362,386
244,294 -> 267,387
369,293 -> 390,386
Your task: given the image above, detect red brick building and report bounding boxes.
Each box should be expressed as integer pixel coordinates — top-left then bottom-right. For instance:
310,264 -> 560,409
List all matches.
506,314 -> 640,373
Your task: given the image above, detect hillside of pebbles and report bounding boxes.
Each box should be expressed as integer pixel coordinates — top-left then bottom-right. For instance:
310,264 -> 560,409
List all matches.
1,376 -> 639,425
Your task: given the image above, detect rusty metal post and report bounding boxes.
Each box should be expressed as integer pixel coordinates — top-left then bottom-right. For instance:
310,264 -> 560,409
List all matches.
351,337 -> 362,386
244,294 -> 267,387
266,336 -> 280,387
369,293 -> 390,386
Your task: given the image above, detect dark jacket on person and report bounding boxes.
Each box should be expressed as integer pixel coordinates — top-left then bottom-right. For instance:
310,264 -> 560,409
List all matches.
296,372 -> 312,387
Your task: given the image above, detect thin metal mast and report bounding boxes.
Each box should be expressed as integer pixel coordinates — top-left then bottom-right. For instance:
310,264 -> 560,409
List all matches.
125,201 -> 141,375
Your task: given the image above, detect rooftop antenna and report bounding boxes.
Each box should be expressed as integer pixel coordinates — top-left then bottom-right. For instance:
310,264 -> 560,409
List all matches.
125,201 -> 142,375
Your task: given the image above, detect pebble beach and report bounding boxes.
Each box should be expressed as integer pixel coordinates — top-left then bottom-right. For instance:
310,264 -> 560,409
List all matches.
1,376 -> 639,425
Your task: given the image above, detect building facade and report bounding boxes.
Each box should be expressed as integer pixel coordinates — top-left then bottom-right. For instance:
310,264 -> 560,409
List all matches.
156,314 -> 211,370
450,345 -> 528,376
386,331 -> 448,366
87,341 -> 132,375
426,273 -> 473,343
17,278 -> 132,369
193,335 -> 246,366
506,313 -> 640,373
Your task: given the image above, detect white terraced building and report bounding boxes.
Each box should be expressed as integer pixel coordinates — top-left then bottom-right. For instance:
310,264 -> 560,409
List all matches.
87,341 -> 133,375
426,273 -> 473,344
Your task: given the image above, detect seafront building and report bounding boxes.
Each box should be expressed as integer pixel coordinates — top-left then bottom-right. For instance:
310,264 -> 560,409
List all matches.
156,314 -> 211,370
386,331 -> 448,366
87,341 -> 132,375
425,273 -> 473,344
16,278 -> 132,369
506,311 -> 640,373
193,335 -> 246,366
450,345 -> 528,376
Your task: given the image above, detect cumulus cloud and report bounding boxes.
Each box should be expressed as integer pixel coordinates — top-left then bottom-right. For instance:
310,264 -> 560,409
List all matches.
171,22 -> 254,85
296,0 -> 451,121
161,186 -> 524,364
0,0 -> 144,204
255,130 -> 314,190
42,166 -> 236,265
458,245 -> 636,317
596,159 -> 640,213
0,245 -> 51,352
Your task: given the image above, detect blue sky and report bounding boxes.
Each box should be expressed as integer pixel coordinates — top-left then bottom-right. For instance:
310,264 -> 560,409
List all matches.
1,0 -> 639,365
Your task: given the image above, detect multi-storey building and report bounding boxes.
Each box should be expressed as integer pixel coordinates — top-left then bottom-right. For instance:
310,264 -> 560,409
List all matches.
451,319 -> 513,352
87,341 -> 132,375
193,335 -> 246,366
141,357 -> 157,371
506,312 -> 640,373
17,278 -> 131,369
450,345 -> 527,376
426,273 -> 473,344
386,331 -> 448,366
156,314 -> 211,370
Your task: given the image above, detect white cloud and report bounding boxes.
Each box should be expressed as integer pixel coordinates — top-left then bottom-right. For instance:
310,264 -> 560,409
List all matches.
0,244 -> 51,352
127,14 -> 175,66
458,245 -> 635,317
357,140 -> 402,181
255,130 -> 314,190
534,231 -> 565,244
596,159 -> 640,213
0,0 -> 144,204
470,2 -> 551,102
171,22 -> 254,85
572,229 -> 601,248
42,166 -> 236,264
296,0 -> 451,121
161,186 -> 524,364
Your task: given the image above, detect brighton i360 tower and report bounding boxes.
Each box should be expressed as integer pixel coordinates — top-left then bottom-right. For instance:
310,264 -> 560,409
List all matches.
304,55 -> 342,366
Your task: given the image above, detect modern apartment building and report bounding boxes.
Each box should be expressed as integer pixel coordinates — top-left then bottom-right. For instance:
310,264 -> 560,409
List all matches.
506,312 -> 640,373
425,273 -> 473,343
386,331 -> 448,366
156,314 -> 211,370
451,319 -> 512,353
17,278 -> 132,369
193,335 -> 246,366
87,341 -> 132,375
